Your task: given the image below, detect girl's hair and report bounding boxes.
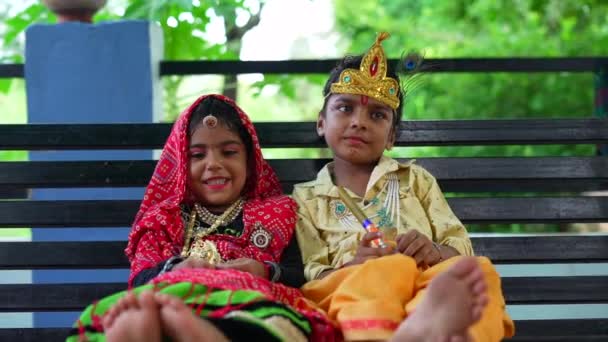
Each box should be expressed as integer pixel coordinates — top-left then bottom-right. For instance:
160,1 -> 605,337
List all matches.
321,55 -> 404,130
188,96 -> 255,193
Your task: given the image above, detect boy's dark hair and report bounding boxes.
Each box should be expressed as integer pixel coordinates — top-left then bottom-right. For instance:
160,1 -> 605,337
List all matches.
188,97 -> 255,187
321,55 -> 404,130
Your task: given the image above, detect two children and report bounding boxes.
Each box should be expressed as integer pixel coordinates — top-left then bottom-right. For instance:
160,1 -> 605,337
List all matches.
69,33 -> 512,342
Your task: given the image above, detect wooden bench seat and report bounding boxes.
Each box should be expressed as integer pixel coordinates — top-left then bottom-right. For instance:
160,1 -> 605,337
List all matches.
1,120 -> 607,341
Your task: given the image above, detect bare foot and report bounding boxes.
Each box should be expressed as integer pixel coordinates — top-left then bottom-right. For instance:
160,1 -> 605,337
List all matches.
104,290 -> 162,342
103,291 -> 136,329
155,292 -> 230,342
390,257 -> 489,342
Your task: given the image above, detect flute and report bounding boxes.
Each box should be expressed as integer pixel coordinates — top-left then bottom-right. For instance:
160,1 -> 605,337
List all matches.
337,186 -> 387,248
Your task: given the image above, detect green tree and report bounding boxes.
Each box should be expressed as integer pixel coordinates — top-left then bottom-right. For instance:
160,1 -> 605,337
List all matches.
334,0 -> 607,150
335,0 -> 608,162
121,0 -> 264,115
0,0 -> 265,118
0,3 -> 56,93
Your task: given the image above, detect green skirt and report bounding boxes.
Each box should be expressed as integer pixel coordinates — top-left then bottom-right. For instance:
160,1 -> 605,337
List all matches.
66,282 -> 313,342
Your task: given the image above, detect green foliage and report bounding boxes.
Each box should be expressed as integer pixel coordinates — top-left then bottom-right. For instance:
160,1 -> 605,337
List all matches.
123,0 -> 214,60
0,1 -> 261,115
333,0 -> 608,126
251,75 -> 298,100
331,0 -> 606,160
119,0 -> 260,118
0,3 -> 55,93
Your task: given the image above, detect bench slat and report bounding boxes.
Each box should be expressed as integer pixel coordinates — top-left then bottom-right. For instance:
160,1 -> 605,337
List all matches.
0,241 -> 129,268
2,319 -> 608,341
512,319 -> 608,341
502,276 -> 608,304
0,328 -> 70,342
4,57 -> 608,79
1,236 -> 607,269
1,120 -> 606,150
0,197 -> 606,227
472,236 -> 608,263
1,157 -> 607,192
158,58 -> 608,74
0,283 -> 125,311
511,337 -> 608,342
1,277 -> 606,311
0,188 -> 27,199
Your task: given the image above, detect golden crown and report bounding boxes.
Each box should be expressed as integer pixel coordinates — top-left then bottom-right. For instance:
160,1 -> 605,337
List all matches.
330,32 -> 400,110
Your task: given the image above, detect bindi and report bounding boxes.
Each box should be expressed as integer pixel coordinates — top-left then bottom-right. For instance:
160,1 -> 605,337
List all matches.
202,115 -> 218,128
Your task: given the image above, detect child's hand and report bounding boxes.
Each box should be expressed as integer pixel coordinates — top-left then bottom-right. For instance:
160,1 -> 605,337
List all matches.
216,258 -> 267,278
173,257 -> 216,271
396,230 -> 441,267
349,231 -> 394,266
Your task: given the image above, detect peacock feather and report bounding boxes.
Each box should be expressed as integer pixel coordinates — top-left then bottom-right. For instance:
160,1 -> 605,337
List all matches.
398,50 -> 432,99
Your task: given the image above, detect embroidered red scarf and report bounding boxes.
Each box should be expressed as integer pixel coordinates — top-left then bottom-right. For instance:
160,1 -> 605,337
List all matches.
125,94 -> 296,285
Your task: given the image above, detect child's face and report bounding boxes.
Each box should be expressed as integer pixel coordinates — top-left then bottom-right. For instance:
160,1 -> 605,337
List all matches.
188,122 -> 248,212
318,94 -> 396,165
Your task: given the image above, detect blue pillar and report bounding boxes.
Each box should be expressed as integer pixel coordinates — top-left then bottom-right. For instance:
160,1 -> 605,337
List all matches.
25,20 -> 163,327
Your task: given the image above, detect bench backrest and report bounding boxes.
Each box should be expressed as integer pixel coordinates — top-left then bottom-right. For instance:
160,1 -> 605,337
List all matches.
1,119 -> 607,341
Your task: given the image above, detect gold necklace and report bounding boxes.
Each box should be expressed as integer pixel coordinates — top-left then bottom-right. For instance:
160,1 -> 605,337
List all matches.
194,199 -> 244,227
180,199 -> 244,261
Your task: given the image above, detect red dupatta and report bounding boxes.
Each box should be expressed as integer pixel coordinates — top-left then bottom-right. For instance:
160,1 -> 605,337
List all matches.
125,94 -> 296,284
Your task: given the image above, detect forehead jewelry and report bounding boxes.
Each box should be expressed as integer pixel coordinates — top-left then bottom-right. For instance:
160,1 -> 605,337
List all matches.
203,115 -> 218,128
330,32 -> 400,110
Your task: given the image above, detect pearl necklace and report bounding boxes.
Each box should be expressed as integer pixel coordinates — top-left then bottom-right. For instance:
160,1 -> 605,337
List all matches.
194,198 -> 244,227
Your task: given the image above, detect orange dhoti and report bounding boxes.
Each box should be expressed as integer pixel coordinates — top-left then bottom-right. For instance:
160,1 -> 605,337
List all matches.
301,254 -> 515,341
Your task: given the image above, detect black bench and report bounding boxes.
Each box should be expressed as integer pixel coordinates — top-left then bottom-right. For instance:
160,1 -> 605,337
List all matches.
1,119 -> 607,341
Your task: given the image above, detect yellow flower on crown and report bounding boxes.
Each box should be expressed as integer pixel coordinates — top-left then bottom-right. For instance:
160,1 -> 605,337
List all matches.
330,32 -> 400,110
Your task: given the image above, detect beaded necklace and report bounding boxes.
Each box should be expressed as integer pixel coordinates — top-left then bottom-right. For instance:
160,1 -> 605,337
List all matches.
331,173 -> 400,231
180,198 -> 244,263
194,198 -> 244,227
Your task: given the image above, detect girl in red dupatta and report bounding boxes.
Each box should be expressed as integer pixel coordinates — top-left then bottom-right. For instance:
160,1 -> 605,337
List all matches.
67,94 -> 338,342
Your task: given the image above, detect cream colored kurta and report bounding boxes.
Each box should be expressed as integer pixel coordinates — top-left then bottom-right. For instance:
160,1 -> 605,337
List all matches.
293,156 -> 473,281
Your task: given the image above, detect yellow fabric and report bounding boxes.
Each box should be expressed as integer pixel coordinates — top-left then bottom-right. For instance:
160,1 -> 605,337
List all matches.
293,156 -> 473,281
293,156 -> 514,341
301,254 -> 515,341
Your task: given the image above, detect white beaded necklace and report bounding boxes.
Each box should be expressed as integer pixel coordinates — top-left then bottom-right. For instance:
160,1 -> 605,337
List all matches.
331,173 -> 400,231
194,199 -> 244,227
